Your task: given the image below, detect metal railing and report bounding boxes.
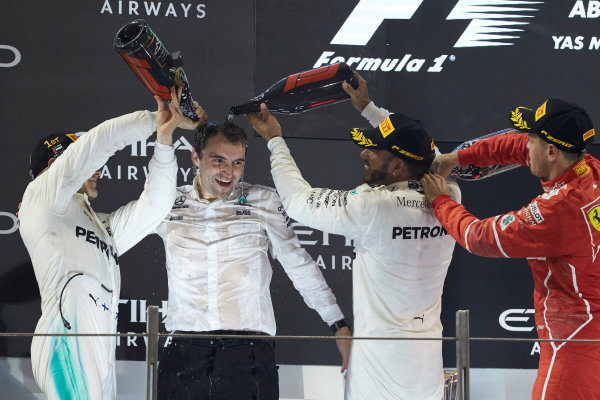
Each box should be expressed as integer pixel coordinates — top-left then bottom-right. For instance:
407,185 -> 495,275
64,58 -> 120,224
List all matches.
4,308 -> 600,400
143,307 -> 470,400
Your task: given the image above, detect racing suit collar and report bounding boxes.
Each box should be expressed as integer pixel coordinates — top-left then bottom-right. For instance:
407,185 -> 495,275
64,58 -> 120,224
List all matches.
387,180 -> 423,192
540,156 -> 591,191
74,192 -> 91,206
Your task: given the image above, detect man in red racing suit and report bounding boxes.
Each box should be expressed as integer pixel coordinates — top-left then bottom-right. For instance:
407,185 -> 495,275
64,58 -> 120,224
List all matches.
421,98 -> 600,400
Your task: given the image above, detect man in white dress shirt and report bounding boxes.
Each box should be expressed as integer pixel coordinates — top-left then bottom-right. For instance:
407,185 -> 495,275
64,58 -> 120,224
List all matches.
155,120 -> 351,400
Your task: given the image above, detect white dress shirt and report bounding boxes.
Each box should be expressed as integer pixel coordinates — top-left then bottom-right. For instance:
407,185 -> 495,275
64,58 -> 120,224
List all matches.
155,180 -> 344,335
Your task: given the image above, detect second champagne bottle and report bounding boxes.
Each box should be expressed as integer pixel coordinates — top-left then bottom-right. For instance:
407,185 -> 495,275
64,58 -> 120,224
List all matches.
229,63 -> 359,118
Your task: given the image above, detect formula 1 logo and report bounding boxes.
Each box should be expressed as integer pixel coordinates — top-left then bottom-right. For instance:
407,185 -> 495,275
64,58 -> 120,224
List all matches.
0,45 -> 21,68
331,0 -> 542,48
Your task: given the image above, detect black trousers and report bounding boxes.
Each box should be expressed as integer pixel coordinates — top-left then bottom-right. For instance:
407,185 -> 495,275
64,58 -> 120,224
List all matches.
157,330 -> 279,400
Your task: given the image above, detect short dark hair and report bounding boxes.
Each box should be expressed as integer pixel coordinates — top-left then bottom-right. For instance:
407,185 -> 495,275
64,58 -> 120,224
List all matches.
404,158 -> 430,181
194,121 -> 247,158
562,148 -> 586,162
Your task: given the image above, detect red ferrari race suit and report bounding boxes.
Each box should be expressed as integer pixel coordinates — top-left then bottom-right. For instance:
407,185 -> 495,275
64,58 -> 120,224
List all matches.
432,133 -> 600,400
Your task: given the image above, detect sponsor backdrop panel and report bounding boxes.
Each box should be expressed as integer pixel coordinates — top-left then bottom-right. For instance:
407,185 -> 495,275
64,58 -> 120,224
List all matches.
256,0 -> 600,141
252,0 -> 600,368
0,0 -> 598,378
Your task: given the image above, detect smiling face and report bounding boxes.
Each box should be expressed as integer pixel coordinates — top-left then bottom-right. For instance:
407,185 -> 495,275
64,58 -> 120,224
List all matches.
360,148 -> 397,185
192,132 -> 246,200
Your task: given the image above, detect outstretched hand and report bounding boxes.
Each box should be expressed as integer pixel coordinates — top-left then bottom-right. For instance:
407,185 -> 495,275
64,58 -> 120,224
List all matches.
245,103 -> 283,142
431,153 -> 460,177
178,97 -> 208,131
342,71 -> 370,113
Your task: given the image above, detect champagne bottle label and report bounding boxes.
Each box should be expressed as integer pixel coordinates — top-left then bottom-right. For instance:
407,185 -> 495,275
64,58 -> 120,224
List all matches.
229,63 -> 358,118
114,19 -> 198,121
449,128 -> 522,180
282,63 -> 345,93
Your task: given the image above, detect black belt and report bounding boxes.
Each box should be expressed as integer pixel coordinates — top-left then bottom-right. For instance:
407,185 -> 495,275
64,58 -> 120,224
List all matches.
172,330 -> 273,346
173,330 -> 268,338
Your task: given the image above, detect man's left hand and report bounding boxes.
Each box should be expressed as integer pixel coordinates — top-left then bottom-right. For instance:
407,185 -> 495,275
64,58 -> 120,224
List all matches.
420,173 -> 450,202
156,86 -> 207,146
246,103 -> 283,141
335,326 -> 352,374
342,71 -> 370,113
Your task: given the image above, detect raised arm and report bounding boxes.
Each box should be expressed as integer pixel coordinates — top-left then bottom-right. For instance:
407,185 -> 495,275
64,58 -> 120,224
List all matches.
247,104 -> 370,237
422,173 -> 562,259
104,87 -> 207,255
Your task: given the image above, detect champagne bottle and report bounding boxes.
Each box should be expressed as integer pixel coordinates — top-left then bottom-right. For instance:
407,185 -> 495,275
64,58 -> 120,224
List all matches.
114,19 -> 198,121
449,128 -> 522,180
229,63 -> 359,118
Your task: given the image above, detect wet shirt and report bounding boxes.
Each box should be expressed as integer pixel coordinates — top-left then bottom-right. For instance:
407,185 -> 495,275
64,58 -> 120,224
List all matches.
155,180 -> 344,335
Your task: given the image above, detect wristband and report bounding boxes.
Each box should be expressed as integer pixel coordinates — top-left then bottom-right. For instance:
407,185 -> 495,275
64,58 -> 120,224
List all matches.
330,318 -> 350,334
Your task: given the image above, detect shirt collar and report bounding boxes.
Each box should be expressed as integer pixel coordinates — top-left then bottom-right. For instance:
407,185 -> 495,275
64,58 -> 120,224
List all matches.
541,156 -> 591,191
191,175 -> 245,203
386,180 -> 423,192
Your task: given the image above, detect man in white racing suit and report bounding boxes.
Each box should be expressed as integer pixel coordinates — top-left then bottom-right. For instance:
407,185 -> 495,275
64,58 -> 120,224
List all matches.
19,89 -> 205,400
247,73 -> 461,400
154,120 -> 350,400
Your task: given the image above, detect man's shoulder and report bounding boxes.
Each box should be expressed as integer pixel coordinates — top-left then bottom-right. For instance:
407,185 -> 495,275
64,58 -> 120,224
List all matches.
340,184 -> 387,203
175,184 -> 195,195
239,182 -> 278,200
242,182 -> 275,193
348,183 -> 374,194
22,171 -> 55,200
21,179 -> 37,202
167,185 -> 195,211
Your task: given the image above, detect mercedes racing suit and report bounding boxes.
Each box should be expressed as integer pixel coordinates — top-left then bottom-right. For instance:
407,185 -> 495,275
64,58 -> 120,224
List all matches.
154,180 -> 344,399
19,111 -> 177,400
432,133 -> 600,399
264,102 -> 461,400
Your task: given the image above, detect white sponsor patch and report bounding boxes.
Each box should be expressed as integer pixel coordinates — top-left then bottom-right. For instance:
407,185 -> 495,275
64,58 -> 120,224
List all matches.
529,201 -> 544,224
541,184 -> 566,200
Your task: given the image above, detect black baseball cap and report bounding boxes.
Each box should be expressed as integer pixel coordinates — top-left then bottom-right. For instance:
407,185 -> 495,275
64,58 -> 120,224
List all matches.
349,113 -> 435,167
509,99 -> 595,153
29,133 -> 80,179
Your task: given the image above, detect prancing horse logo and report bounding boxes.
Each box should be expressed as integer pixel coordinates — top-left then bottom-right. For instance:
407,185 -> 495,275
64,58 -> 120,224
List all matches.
588,206 -> 600,231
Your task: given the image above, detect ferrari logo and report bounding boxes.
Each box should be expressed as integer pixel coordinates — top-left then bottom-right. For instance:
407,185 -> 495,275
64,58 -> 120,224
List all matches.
588,206 -> 600,231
